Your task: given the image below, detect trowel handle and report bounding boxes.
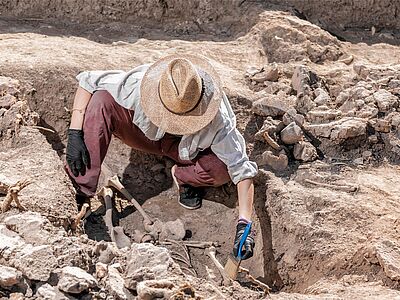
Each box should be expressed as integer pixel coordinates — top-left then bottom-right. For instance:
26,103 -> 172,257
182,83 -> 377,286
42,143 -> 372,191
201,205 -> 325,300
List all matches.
238,222 -> 252,260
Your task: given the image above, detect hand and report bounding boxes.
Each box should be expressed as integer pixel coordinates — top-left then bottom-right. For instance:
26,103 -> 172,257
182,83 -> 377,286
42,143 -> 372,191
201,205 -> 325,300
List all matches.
232,222 -> 255,260
66,129 -> 90,177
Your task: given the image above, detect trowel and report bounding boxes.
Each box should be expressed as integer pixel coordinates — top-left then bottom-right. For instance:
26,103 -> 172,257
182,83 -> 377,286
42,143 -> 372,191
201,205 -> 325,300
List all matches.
224,222 -> 252,280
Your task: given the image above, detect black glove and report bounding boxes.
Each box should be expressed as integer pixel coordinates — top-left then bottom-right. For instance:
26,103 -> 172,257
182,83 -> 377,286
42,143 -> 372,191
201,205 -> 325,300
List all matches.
66,129 -> 90,177
233,222 -> 255,260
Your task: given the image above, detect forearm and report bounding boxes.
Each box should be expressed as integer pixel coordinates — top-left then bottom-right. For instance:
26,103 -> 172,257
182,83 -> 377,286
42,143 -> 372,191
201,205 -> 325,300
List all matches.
237,178 -> 254,221
69,87 -> 92,130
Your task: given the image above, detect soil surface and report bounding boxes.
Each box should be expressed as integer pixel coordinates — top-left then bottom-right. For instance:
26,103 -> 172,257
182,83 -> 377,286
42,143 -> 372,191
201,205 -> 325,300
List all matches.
1,2 -> 400,299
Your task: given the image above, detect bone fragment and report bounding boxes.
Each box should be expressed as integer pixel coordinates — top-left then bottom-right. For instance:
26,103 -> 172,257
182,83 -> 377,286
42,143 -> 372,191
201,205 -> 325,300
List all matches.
304,179 -> 359,192
205,246 -> 231,286
263,131 -> 281,150
71,203 -> 89,230
107,175 -> 153,225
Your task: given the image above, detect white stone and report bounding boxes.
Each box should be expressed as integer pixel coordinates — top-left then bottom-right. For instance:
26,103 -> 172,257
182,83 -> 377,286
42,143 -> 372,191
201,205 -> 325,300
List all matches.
4,212 -> 52,245
160,219 -> 186,241
95,262 -> 108,279
252,93 -> 296,117
125,243 -> 175,279
36,283 -> 76,300
306,117 -> 366,143
0,265 -> 23,288
375,240 -> 400,281
107,266 -> 134,300
0,225 -> 26,259
58,266 -> 98,294
12,244 -> 57,281
373,89 -> 398,112
314,88 -> 331,106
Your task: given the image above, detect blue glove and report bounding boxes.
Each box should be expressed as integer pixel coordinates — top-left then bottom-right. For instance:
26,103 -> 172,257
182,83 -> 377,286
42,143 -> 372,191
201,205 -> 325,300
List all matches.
232,222 -> 255,260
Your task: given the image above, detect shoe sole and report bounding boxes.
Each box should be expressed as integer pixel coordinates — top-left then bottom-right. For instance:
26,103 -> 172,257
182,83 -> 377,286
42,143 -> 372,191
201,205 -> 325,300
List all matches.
178,201 -> 201,210
172,165 -> 202,210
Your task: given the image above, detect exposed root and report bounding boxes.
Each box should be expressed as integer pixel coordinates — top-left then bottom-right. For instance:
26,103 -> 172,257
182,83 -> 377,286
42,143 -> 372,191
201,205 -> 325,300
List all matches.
1,179 -> 31,213
71,203 -> 89,231
238,266 -> 271,295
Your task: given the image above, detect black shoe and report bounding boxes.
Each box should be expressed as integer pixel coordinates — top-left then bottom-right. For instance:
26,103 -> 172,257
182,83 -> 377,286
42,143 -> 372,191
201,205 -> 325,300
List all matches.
178,185 -> 204,210
76,193 -> 90,211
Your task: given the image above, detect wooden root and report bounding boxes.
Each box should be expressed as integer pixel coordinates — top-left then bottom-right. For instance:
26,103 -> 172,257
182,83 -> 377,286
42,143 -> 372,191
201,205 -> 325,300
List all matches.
238,266 -> 271,294
71,203 -> 89,230
1,179 -> 31,213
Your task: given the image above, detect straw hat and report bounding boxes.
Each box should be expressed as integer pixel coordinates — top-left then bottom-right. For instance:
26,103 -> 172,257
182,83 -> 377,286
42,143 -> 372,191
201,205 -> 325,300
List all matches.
140,54 -> 222,135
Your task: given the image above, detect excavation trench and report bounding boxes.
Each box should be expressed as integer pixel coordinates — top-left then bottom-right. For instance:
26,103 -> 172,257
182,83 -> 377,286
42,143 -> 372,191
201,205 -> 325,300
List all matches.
18,81 -> 282,290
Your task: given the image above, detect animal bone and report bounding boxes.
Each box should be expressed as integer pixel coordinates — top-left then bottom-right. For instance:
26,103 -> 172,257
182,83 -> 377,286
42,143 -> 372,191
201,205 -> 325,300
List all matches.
161,240 -> 219,249
107,175 -> 153,225
98,187 -> 131,249
71,203 -> 89,230
304,179 -> 359,193
263,131 -> 281,150
205,246 -> 231,286
1,179 -> 31,212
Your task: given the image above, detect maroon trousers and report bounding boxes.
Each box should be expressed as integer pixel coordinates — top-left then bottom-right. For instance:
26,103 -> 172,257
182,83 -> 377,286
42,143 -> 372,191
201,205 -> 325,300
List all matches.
66,91 -> 230,197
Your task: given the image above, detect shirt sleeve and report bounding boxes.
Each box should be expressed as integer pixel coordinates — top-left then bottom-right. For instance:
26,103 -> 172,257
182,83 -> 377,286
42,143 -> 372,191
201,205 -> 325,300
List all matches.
210,95 -> 258,184
75,64 -> 151,110
76,70 -> 125,94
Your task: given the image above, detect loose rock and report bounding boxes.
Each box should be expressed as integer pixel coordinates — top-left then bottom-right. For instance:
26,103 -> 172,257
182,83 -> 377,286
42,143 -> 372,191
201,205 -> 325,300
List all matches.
375,240 -> 400,281
373,89 -> 398,112
58,266 -> 98,294
283,108 -> 305,126
261,150 -> 288,171
12,244 -> 57,282
4,212 -> 52,245
280,122 -> 303,144
36,283 -> 76,300
252,93 -> 296,117
107,266 -> 134,300
125,243 -> 176,279
0,265 -> 23,288
293,142 -> 318,162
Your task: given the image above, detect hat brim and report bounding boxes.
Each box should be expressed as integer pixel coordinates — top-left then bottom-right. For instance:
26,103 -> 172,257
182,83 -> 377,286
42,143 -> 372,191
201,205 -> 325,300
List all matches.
140,54 -> 222,135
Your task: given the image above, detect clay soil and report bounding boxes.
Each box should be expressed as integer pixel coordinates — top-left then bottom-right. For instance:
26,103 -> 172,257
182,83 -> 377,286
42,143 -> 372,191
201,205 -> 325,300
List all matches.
1,1 -> 400,299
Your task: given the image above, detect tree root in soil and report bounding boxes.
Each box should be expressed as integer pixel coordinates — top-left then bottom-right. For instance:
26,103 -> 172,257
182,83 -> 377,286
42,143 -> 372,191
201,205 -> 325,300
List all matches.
0,179 -> 31,212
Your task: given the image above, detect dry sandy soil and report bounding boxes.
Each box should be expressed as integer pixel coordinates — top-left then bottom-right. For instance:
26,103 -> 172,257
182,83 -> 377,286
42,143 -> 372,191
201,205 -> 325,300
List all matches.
0,1 -> 400,299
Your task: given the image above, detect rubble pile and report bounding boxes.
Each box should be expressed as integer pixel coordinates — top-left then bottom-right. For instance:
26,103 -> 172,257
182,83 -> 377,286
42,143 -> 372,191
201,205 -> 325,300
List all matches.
0,76 -> 39,145
0,211 -> 265,299
248,61 -> 400,171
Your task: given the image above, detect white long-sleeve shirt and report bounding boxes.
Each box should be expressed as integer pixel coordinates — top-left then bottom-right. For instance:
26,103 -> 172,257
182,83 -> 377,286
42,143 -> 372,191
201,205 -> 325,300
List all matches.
76,64 -> 258,184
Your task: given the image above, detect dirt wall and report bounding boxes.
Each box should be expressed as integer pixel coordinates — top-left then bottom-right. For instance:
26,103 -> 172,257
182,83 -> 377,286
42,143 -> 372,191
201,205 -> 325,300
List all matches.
269,0 -> 400,31
0,0 -> 265,36
0,0 -> 398,34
